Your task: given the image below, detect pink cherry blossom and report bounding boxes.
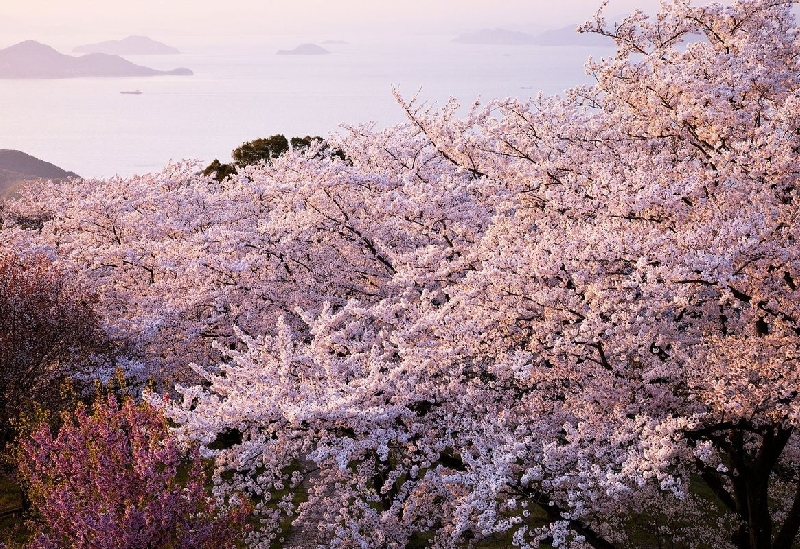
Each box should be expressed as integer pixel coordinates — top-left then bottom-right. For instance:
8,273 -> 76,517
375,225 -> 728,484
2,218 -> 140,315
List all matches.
18,396 -> 248,549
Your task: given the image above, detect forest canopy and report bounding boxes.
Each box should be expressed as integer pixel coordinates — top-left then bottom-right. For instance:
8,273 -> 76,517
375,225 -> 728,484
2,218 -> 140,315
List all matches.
202,134 -> 341,181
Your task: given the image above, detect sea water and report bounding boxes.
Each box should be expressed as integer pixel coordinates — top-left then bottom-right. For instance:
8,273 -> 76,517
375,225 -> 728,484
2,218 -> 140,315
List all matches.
0,36 -> 612,178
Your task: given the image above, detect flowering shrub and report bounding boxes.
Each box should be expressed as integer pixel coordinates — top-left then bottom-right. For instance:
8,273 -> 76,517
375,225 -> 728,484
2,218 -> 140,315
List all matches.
18,396 -> 248,549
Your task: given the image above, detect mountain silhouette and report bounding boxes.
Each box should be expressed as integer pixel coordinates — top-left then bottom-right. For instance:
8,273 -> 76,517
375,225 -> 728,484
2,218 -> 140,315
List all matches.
0,149 -> 79,196
73,36 -> 180,55
0,41 -> 192,78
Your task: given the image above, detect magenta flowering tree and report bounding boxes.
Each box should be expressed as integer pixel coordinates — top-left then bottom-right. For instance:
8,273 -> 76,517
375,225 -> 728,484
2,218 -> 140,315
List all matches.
0,248 -> 107,448
18,395 -> 248,549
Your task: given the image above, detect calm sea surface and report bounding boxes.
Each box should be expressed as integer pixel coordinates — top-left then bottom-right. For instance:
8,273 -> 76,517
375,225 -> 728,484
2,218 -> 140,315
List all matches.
0,37 -> 612,178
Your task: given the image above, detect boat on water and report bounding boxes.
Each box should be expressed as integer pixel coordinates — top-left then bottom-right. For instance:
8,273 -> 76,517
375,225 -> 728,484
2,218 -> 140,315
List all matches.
120,90 -> 142,95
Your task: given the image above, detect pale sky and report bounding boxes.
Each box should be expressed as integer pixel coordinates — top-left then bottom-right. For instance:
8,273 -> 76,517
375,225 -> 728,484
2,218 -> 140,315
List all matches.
2,0 -> 663,46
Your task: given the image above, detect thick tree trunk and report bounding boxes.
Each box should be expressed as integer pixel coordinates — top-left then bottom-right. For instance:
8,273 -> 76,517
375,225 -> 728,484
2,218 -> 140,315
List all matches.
725,425 -> 794,549
746,478 -> 773,549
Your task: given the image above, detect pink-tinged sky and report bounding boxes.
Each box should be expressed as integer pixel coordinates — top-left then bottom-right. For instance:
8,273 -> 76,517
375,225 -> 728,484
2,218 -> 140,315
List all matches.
2,0 -> 665,44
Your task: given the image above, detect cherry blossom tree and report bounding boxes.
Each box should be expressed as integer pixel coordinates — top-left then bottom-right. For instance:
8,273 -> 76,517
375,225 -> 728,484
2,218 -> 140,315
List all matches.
18,395 -> 248,549
166,1 -> 800,548
0,128 -> 485,385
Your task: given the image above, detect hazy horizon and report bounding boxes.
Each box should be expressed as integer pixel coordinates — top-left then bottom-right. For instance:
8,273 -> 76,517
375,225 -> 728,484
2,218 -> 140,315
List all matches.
2,0 -> 665,50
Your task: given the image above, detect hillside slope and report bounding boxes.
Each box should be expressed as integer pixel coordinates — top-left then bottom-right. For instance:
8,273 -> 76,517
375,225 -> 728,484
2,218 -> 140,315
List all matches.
0,150 -> 79,195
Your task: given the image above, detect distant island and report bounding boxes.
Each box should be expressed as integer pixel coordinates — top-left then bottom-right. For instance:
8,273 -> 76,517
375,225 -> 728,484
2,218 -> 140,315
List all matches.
453,26 -> 613,47
276,43 -> 330,55
73,35 -> 180,55
0,149 -> 79,196
0,41 -> 193,79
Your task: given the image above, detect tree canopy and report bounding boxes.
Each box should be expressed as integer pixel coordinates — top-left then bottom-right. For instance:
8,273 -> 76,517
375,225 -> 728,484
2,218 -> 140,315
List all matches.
203,134 -> 334,181
0,250 -> 107,448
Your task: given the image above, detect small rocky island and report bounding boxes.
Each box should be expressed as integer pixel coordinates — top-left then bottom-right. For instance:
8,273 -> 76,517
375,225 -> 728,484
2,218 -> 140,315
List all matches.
73,35 -> 180,55
276,43 -> 330,55
0,41 -> 192,78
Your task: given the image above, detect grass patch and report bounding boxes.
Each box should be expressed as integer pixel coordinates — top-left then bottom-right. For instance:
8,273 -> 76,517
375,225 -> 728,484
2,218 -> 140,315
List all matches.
0,471 -> 29,546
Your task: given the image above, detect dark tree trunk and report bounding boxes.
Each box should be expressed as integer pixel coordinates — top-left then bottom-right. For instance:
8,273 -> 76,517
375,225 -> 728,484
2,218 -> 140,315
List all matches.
723,425 -> 794,549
